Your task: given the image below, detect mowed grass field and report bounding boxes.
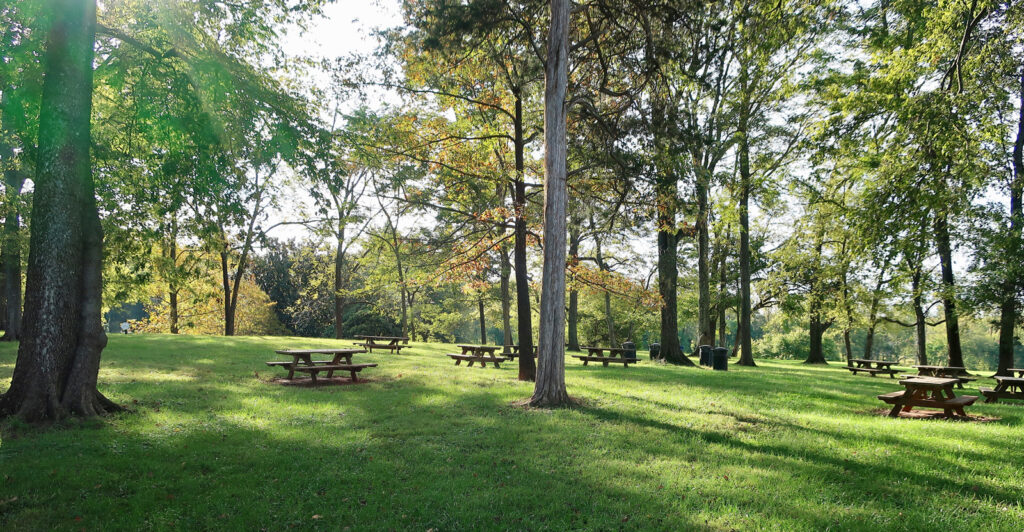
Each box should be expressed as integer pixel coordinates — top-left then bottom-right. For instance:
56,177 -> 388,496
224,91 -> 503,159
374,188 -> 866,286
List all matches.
1,334 -> 1022,531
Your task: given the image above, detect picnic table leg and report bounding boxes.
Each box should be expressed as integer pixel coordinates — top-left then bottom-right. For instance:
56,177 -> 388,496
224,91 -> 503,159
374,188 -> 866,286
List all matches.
350,370 -> 358,383
454,359 -> 462,366
582,359 -> 588,366
310,370 -> 318,385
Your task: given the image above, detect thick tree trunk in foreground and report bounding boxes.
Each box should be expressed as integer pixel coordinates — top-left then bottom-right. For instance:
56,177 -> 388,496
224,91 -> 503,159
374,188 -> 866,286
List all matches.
997,72 -> 1024,376
934,215 -> 964,368
531,0 -> 570,407
1,168 -> 25,341
0,0 -> 121,421
512,89 -> 536,381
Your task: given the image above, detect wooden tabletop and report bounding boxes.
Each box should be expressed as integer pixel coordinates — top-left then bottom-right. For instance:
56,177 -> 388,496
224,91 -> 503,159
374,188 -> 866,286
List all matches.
899,376 -> 959,389
457,344 -> 498,349
850,358 -> 895,365
995,376 -> 1024,384
355,335 -> 408,340
275,348 -> 365,355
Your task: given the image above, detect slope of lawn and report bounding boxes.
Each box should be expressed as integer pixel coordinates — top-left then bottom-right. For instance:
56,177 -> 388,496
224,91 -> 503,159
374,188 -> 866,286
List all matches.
1,334 -> 1022,531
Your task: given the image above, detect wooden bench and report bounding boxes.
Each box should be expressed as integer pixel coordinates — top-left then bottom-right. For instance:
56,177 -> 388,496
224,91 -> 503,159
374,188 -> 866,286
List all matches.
291,363 -> 378,384
571,355 -> 638,367
847,367 -> 897,377
446,353 -> 509,368
356,342 -> 407,354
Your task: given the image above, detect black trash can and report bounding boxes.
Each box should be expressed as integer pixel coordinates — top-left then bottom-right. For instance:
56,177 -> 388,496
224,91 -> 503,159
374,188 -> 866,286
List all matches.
712,347 -> 729,371
622,341 -> 636,360
698,345 -> 712,366
649,342 -> 661,360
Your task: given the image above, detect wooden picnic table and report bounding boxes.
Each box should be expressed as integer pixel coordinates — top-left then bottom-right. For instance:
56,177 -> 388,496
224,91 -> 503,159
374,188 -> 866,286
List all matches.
911,365 -> 975,389
265,348 -> 376,384
846,358 -> 899,378
981,376 -> 1024,404
877,377 -> 978,418
354,335 -> 410,354
447,344 -> 510,368
1007,368 -> 1024,378
572,346 -> 638,367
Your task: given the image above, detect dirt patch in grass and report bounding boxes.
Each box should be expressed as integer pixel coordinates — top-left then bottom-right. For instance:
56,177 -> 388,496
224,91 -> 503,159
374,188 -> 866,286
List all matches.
870,408 -> 1000,422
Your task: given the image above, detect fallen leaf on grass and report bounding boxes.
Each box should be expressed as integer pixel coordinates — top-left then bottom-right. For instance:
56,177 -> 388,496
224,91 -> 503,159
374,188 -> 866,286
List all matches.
312,515 -> 322,520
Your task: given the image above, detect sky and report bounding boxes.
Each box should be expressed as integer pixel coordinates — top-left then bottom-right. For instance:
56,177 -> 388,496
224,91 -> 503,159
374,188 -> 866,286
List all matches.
266,1 -> 404,243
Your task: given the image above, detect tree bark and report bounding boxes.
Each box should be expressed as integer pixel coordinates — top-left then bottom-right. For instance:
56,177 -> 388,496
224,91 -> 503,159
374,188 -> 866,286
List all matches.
567,224 -> 580,351
0,0 -> 121,420
934,214 -> 964,368
512,88 -> 536,381
530,0 -> 571,407
334,220 -> 346,339
594,234 -> 616,345
499,244 -> 513,352
912,266 -> 929,366
696,167 -> 713,349
1,168 -> 25,341
168,234 -> 179,335
997,70 -> 1024,376
478,297 -> 487,344
736,87 -> 755,366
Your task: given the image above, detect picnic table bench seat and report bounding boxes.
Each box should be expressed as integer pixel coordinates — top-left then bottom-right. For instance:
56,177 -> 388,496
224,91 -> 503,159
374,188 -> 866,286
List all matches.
571,355 -> 638,367
291,363 -> 378,382
446,353 -> 510,368
878,377 -> 978,418
877,391 -> 977,408
847,366 -> 899,377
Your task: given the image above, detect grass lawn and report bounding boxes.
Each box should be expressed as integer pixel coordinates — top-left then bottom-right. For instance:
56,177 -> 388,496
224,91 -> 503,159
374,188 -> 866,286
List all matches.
1,334 -> 1022,531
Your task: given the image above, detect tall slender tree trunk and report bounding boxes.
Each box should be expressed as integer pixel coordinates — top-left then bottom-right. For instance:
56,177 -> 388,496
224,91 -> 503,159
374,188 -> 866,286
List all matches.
997,71 -> 1024,376
478,297 -> 487,344
594,236 -> 616,345
220,248 -> 233,336
934,215 -> 964,368
861,263 -> 888,360
1,168 -> 25,341
530,0 -> 571,407
696,167 -> 713,349
716,226 -> 727,347
0,0 -> 121,420
567,224 -> 580,351
500,245 -> 513,352
912,269 -> 929,366
512,88 -> 536,381
168,234 -> 179,335
334,221 -> 346,339
736,83 -> 755,366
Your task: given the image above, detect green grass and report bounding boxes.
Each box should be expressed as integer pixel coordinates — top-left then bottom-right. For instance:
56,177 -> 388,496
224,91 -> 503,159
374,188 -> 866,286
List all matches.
1,334 -> 1022,531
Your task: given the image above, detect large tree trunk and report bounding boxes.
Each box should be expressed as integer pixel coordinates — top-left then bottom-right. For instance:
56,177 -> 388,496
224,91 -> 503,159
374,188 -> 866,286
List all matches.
911,264 -> 929,365
805,314 -> 829,364
717,227 -> 727,347
695,167 -> 713,349
736,89 -> 755,366
1,168 -> 25,341
567,225 -> 580,351
997,71 -> 1024,376
934,214 -> 964,368
530,0 -> 570,407
0,0 -> 121,420
512,89 -> 536,381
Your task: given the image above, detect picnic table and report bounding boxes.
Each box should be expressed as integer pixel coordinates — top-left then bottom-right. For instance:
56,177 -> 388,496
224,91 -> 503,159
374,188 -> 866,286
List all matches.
980,376 -> 1024,404
447,344 -> 511,368
354,335 -> 410,354
877,377 -> 978,418
910,365 -> 976,389
1007,368 -> 1024,378
572,346 -> 638,367
265,348 -> 376,384
846,358 -> 899,378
